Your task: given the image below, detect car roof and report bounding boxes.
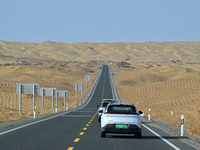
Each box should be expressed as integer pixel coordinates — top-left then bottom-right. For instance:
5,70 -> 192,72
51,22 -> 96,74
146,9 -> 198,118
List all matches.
103,99 -> 115,101
107,102 -> 136,107
102,101 -> 110,104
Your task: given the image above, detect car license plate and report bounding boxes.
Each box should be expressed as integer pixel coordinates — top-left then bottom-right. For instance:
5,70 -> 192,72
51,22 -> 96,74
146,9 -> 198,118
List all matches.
116,125 -> 127,128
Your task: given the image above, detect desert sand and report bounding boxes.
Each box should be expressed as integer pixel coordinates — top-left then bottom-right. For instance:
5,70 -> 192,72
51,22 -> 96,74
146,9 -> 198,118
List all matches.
111,61 -> 200,136
0,40 -> 200,136
1,40 -> 200,63
0,60 -> 98,122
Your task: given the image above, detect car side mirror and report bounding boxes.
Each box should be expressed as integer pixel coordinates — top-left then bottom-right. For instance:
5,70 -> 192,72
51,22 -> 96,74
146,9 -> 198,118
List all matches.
139,111 -> 144,116
99,110 -> 103,113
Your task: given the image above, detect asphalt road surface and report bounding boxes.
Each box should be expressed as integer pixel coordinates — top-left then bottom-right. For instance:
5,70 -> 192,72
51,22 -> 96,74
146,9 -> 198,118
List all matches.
0,65 -> 196,150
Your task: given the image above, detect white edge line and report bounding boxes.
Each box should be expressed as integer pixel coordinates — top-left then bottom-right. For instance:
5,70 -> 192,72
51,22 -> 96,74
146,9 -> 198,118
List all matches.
142,124 -> 180,150
109,66 -> 180,150
108,65 -> 179,150
0,66 -> 103,136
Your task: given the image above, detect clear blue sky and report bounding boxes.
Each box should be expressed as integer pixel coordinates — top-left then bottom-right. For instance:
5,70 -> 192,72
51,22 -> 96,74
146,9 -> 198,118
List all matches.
0,0 -> 199,43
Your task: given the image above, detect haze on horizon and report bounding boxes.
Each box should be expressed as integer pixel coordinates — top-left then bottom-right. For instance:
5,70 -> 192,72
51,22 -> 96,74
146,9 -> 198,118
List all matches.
0,0 -> 200,44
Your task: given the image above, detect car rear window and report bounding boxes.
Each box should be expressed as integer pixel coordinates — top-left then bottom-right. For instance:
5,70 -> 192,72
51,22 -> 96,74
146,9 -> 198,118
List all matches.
102,102 -> 109,107
104,100 -> 114,102
107,105 -> 137,114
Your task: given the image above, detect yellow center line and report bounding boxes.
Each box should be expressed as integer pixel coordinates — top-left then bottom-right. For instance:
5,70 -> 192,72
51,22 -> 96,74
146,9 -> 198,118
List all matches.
94,111 -> 98,116
68,69 -> 106,149
86,124 -> 89,126
74,138 -> 80,142
91,111 -> 98,120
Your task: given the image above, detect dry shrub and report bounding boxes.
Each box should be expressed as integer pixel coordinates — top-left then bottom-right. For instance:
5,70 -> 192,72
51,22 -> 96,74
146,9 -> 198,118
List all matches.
112,63 -> 200,136
0,63 -> 97,123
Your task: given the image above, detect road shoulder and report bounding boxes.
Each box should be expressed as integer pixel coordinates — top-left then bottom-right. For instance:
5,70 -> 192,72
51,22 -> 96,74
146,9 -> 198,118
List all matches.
142,115 -> 200,150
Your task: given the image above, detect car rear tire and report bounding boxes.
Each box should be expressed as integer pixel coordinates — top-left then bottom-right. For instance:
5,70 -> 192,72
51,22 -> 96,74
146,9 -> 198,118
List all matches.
98,118 -> 101,122
135,132 -> 141,139
101,131 -> 106,138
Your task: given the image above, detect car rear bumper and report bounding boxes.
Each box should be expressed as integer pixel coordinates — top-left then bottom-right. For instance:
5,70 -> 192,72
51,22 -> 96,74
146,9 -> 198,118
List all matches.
101,124 -> 141,134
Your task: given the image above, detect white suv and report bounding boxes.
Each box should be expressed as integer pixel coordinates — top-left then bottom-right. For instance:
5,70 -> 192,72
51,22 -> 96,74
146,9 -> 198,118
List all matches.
101,103 -> 143,138
97,99 -> 115,122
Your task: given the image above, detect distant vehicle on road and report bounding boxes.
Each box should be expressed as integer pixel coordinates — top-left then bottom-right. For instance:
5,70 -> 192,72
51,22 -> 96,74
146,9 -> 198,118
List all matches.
102,99 -> 115,102
97,99 -> 116,122
100,103 -> 143,138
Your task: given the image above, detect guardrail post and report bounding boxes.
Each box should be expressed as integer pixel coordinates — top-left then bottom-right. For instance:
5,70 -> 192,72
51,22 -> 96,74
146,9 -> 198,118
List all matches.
42,88 -> 44,112
19,84 -> 22,116
81,84 -> 83,97
52,89 -> 54,112
33,85 -> 35,116
33,106 -> 36,119
55,104 -> 57,113
55,91 -> 58,113
181,115 -> 184,136
66,103 -> 68,110
148,108 -> 151,121
64,96 -> 66,110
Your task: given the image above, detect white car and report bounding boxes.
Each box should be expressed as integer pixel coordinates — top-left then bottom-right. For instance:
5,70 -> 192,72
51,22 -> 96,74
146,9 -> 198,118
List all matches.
97,99 -> 116,122
100,103 -> 143,138
102,99 -> 115,103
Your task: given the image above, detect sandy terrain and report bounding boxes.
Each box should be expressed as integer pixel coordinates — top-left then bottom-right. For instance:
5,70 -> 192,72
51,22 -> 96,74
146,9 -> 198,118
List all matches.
0,61 -> 98,122
1,40 -> 200,63
0,40 -> 200,137
111,61 -> 200,136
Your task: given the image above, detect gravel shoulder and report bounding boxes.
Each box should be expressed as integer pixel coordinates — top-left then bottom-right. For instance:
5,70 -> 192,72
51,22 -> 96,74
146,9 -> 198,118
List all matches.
142,115 -> 200,150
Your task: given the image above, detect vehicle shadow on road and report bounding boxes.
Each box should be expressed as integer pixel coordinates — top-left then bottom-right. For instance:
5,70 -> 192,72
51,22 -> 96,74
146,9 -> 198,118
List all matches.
106,135 -> 135,139
105,134 -> 189,140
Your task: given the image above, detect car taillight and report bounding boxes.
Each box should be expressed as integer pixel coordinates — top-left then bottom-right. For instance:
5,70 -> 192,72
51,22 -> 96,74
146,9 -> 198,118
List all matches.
130,126 -> 136,129
107,126 -> 114,128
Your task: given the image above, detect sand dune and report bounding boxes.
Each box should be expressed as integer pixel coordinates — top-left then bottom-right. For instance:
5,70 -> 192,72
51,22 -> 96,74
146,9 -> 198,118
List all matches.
1,40 -> 200,63
111,61 -> 200,136
0,40 -> 200,137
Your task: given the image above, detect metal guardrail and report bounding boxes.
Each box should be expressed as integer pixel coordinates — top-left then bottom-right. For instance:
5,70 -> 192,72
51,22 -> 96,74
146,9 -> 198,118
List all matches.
68,64 -> 122,111
108,65 -> 123,103
14,65 -> 104,118
70,65 -> 103,109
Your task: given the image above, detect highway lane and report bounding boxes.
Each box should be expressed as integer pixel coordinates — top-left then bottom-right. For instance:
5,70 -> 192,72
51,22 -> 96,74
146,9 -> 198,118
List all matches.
0,65 -> 196,150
